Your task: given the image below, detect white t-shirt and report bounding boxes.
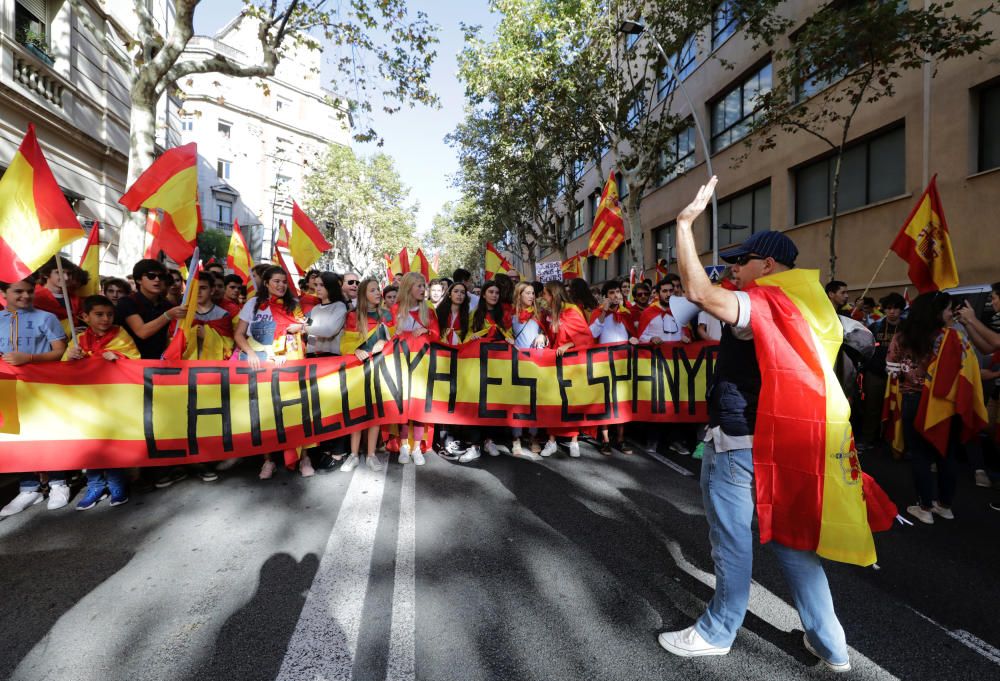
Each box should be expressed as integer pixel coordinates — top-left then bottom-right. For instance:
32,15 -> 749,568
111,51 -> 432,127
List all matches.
697,311 -> 723,341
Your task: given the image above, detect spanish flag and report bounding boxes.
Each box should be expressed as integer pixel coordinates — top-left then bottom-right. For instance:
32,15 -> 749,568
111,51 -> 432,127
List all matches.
413,248 -> 437,280
119,143 -> 200,264
485,242 -> 515,280
881,375 -> 905,454
289,201 -> 331,271
890,175 -> 959,294
387,248 -> 436,280
0,124 -> 84,283
162,262 -> 202,361
747,268 -> 878,566
915,327 -> 988,455
77,223 -> 102,296
587,170 -> 625,259
561,252 -> 584,280
275,247 -> 301,296
384,253 -> 395,281
655,259 -> 669,283
226,220 -> 253,283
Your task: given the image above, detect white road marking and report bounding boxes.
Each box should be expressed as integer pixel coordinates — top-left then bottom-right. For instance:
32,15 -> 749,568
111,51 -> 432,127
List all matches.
386,463 -> 417,681
644,450 -> 695,476
908,607 -> 1000,666
275,469 -> 388,681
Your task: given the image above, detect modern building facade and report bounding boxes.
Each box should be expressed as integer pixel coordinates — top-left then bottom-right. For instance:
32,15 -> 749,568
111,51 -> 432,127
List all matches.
0,0 -> 179,273
547,0 -> 1000,296
178,14 -> 352,263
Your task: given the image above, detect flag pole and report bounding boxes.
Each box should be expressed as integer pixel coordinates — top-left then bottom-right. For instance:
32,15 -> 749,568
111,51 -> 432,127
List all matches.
53,255 -> 79,346
167,247 -> 199,346
855,248 -> 894,309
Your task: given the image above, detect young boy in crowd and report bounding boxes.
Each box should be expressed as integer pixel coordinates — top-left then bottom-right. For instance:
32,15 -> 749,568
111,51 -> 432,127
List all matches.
0,276 -> 70,516
64,295 -> 140,509
102,277 -> 131,306
221,274 -> 244,317
33,256 -> 87,336
188,272 -> 234,360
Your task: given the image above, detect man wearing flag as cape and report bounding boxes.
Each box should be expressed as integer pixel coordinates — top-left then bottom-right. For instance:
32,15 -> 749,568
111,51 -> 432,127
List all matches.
658,177 -> 889,672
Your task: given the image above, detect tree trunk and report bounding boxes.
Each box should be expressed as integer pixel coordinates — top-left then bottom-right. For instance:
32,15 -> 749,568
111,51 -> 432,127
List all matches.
622,183 -> 643,278
829,146 -> 844,281
118,92 -> 159,272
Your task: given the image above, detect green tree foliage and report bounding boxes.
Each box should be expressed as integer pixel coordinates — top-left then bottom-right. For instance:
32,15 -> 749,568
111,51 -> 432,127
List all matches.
196,229 -> 231,264
746,0 -> 996,279
302,144 -> 418,276
425,198 -> 497,277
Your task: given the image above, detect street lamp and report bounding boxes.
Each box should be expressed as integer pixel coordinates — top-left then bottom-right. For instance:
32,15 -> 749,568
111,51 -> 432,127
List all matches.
618,19 -> 719,266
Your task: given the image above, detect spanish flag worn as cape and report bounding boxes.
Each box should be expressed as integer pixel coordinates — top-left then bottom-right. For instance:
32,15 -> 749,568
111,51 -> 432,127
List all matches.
746,268 -> 877,567
881,374 -> 905,454
0,124 -> 85,283
64,326 -> 139,360
915,327 -> 988,455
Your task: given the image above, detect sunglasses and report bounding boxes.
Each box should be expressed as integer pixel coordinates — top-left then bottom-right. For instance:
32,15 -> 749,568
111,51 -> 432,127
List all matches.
143,272 -> 169,280
730,254 -> 769,266
345,279 -> 359,286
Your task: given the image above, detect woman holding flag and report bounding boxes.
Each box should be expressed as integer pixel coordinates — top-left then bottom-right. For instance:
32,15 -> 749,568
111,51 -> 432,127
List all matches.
234,265 -> 312,480
509,282 -> 547,460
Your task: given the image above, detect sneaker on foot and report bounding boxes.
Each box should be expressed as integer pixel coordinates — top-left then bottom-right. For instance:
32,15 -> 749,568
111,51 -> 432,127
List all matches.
47,483 -> 71,510
413,449 -> 426,466
990,502 -> 1000,512
459,446 -> 481,463
599,441 -> 612,456
616,440 -> 633,455
109,488 -> 129,506
367,454 -> 385,472
658,626 -> 731,658
568,441 -> 581,458
803,633 -> 851,673
0,490 -> 43,516
931,502 -> 954,520
906,504 -> 934,524
440,439 -> 465,460
399,443 -> 411,464
340,454 -> 360,472
154,468 -> 188,489
511,439 -> 523,457
539,440 -> 558,457
484,439 -> 500,456
259,459 -> 277,480
529,439 -> 542,453
197,466 -> 219,482
76,487 -> 107,511
299,456 -> 315,478
669,441 -> 692,456
975,470 -> 991,488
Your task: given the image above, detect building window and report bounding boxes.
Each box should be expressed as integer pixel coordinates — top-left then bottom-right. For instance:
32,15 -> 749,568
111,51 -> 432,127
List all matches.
218,120 -> 232,138
660,122 -> 696,185
657,34 -> 697,101
217,201 -> 233,226
618,173 -> 629,199
217,159 -> 231,180
181,114 -> 194,131
794,125 -> 905,224
710,61 -> 771,153
570,204 -> 586,239
979,81 -> 1000,173
615,240 -> 631,278
573,158 -> 586,180
276,174 -> 292,192
653,222 -> 675,265
712,0 -> 741,50
716,183 -> 771,249
276,95 -> 292,112
588,255 -> 608,283
15,1 -> 48,51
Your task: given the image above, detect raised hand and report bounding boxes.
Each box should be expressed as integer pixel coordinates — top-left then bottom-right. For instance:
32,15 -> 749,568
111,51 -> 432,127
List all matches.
677,176 -> 718,226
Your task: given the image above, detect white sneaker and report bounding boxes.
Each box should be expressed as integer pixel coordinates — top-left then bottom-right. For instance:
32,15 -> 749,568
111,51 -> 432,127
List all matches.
440,439 -> 464,460
907,504 -> 934,524
46,483 -> 71,510
413,449 -> 426,466
803,633 -> 851,673
568,441 -> 581,458
511,439 -> 523,457
367,454 -> 385,472
399,443 -> 411,464
340,453 -> 360,472
459,446 -> 481,463
658,626 -> 730,657
0,490 -> 43,517
539,440 -> 558,457
511,440 -> 540,461
975,470 -> 991,487
259,459 -> 276,480
299,456 -> 315,478
484,439 -> 500,456
931,502 -> 954,520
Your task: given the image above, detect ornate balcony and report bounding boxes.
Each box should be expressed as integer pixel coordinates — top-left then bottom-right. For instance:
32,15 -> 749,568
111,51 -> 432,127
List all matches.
10,40 -> 65,109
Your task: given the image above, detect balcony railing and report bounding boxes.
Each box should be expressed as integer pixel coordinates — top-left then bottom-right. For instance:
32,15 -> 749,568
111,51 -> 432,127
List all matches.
11,41 -> 65,108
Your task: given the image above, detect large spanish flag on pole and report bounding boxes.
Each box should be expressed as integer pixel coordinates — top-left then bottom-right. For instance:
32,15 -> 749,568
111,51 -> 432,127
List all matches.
889,175 -> 958,294
0,124 -> 85,282
289,201 -> 331,271
77,222 -> 102,296
485,242 -> 515,280
747,268 -> 877,566
119,143 -> 200,264
587,170 -> 625,259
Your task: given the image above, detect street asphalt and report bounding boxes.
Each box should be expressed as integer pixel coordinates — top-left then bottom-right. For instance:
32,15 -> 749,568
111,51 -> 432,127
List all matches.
0,438 -> 998,681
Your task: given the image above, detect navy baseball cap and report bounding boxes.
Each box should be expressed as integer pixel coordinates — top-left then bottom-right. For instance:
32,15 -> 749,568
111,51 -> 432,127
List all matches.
720,230 -> 798,268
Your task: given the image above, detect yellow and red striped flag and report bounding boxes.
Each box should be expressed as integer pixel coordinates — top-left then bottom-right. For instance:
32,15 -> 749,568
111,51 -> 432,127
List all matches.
0,124 -> 84,282
226,220 -> 254,284
889,175 -> 958,294
77,222 -> 101,296
587,171 -> 625,259
655,259 -> 669,283
119,143 -> 200,264
485,242 -> 515,280
413,248 -> 437,280
289,201 -> 331,271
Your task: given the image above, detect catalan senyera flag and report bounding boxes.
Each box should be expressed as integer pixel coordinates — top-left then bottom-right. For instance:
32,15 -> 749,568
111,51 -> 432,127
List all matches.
289,201 -> 331,271
890,175 -> 959,294
915,327 -> 988,455
384,254 -> 395,281
0,124 -> 85,283
77,222 -> 101,296
588,170 -> 626,259
226,220 -> 253,283
561,252 -> 584,280
747,268 -> 879,566
485,242 -> 515,280
119,143 -> 200,264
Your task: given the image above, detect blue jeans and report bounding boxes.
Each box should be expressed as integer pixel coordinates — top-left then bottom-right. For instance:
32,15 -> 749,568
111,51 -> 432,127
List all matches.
20,471 -> 67,492
86,469 -> 127,494
694,442 -> 848,664
901,392 -> 955,507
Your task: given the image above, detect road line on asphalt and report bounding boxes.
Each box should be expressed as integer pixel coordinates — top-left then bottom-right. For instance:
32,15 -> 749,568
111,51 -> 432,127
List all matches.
385,463 -> 416,681
908,606 -> 1000,665
275,469 -> 388,681
644,450 -> 695,476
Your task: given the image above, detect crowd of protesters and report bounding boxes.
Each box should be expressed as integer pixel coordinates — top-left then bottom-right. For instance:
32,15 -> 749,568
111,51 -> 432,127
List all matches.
0,250 -> 997,524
